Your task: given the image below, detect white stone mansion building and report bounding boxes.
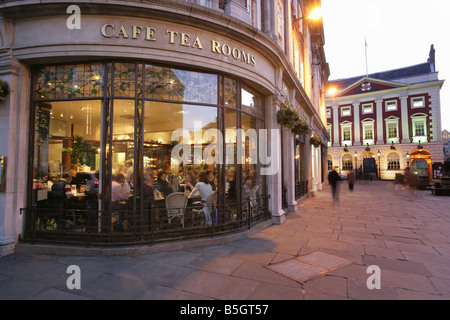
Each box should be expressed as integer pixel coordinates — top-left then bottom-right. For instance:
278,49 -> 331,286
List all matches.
325,45 -> 444,181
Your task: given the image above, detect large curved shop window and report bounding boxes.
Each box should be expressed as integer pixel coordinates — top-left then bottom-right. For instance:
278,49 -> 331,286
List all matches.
31,61 -> 265,225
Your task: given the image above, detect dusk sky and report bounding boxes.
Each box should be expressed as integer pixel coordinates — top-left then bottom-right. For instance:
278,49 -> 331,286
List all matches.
321,0 -> 449,131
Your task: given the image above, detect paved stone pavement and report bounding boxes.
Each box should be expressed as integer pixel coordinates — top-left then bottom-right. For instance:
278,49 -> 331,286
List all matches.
1,181 -> 450,300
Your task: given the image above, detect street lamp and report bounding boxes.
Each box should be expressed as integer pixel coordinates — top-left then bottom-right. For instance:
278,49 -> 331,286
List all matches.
293,7 -> 323,23
354,151 -> 358,179
377,150 -> 381,179
406,152 -> 410,168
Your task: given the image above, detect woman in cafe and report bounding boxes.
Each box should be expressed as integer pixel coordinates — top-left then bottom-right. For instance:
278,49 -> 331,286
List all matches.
154,169 -> 173,198
190,170 -> 215,226
179,172 -> 195,193
190,170 -> 213,203
111,173 -> 130,210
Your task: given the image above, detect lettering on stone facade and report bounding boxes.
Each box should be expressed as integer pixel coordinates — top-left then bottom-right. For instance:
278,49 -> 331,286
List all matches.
100,24 -> 256,67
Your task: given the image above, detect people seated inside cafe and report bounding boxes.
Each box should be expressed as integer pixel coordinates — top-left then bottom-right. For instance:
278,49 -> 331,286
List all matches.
206,170 -> 216,191
143,173 -> 154,202
179,172 -> 195,193
51,172 -> 73,201
153,169 -> 174,198
125,159 -> 134,186
190,170 -> 213,203
111,172 -> 130,209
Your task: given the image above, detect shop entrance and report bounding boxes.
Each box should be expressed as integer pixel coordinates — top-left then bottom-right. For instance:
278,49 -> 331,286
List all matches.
362,151 -> 377,179
409,148 -> 432,185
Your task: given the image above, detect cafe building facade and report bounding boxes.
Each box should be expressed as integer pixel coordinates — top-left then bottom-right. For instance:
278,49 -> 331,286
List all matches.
0,0 -> 329,256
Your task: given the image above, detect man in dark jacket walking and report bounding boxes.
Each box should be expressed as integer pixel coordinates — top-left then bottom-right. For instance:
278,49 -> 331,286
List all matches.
328,168 -> 341,201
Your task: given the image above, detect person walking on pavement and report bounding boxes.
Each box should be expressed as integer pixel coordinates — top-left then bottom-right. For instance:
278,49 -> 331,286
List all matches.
328,167 -> 340,201
347,170 -> 355,191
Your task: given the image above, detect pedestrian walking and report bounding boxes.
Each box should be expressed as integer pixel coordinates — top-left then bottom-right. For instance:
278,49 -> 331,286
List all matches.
328,167 -> 340,201
347,170 -> 355,191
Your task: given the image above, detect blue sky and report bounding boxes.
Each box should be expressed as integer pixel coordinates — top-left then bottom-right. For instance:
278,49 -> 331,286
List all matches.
321,0 -> 449,131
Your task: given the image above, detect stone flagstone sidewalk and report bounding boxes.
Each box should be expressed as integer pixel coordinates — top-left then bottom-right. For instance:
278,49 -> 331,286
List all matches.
1,180 -> 450,300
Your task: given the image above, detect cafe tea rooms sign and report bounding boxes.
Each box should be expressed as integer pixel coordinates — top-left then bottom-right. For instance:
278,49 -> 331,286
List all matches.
101,23 -> 257,67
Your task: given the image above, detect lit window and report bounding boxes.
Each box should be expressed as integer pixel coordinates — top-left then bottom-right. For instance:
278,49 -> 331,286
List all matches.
327,155 -> 333,171
343,127 -> 351,141
362,103 -> 373,114
412,97 -> 424,108
414,121 -> 425,136
387,122 -> 398,138
364,123 -> 374,140
386,100 -> 397,111
342,154 -> 353,170
411,115 -> 428,143
387,153 -> 400,170
341,106 -> 351,116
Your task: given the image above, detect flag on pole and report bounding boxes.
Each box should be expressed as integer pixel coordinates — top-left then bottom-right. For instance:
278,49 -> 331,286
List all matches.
365,37 -> 369,77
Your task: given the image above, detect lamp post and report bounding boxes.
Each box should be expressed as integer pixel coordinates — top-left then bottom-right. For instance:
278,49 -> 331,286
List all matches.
406,152 -> 410,168
293,7 -> 322,23
354,151 -> 358,180
377,150 -> 381,179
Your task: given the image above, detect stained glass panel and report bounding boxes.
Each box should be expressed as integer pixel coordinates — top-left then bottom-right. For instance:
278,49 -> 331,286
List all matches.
35,64 -> 104,100
144,64 -> 217,104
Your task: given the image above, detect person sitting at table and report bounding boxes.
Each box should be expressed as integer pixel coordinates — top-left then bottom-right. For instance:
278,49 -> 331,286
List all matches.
206,170 -> 216,191
190,170 -> 213,203
51,172 -> 73,200
111,173 -> 130,209
143,173 -> 154,202
154,169 -> 173,198
179,172 -> 195,193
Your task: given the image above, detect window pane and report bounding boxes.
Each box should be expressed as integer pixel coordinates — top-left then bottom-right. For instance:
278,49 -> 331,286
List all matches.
224,108 -> 238,201
242,85 -> 264,118
342,155 -> 353,170
364,124 -> 373,139
144,65 -> 218,104
242,113 -> 264,198
388,123 -> 398,138
415,121 -> 425,136
33,100 -> 102,205
343,127 -> 351,141
412,97 -> 424,108
143,101 -> 218,197
114,62 -> 136,97
224,77 -> 237,108
111,100 -> 135,206
35,64 -> 104,100
386,101 -> 397,111
387,152 -> 400,170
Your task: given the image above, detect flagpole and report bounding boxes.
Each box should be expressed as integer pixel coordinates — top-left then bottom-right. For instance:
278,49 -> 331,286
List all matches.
365,37 -> 369,77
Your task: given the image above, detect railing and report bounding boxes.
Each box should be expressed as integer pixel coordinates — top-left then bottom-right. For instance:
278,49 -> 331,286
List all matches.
22,194 -> 270,247
295,181 -> 308,200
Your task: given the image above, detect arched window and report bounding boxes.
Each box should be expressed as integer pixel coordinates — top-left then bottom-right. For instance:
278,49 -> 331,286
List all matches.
327,154 -> 333,171
342,154 -> 353,170
387,152 -> 400,170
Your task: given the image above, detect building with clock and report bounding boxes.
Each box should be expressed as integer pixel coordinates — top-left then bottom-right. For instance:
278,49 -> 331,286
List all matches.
325,45 -> 444,182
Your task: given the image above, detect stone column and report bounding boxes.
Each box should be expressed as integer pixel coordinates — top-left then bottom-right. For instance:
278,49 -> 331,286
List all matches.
400,96 -> 410,143
332,105 -> 339,147
266,94 -> 285,224
376,99 -> 384,145
0,56 -> 29,256
353,103 -> 361,145
282,128 -> 298,212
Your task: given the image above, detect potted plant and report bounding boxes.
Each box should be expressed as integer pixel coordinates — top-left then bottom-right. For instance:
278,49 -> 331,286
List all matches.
277,105 -> 299,130
62,135 -> 96,167
292,118 -> 310,135
0,79 -> 10,101
310,134 -> 322,148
